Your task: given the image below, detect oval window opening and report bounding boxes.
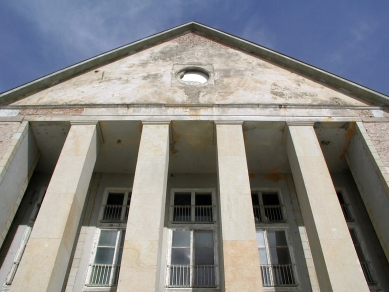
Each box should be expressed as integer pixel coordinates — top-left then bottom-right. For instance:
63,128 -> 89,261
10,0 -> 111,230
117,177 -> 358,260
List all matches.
180,70 -> 209,84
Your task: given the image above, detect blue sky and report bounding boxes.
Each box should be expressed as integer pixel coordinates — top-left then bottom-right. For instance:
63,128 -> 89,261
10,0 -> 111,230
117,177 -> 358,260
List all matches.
1,1 -> 388,95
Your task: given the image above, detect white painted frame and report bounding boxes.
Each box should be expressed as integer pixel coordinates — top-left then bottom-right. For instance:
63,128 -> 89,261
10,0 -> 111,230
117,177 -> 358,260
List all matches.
251,188 -> 287,225
3,187 -> 46,288
84,228 -> 125,289
98,187 -> 131,228
166,188 -> 219,290
256,227 -> 300,291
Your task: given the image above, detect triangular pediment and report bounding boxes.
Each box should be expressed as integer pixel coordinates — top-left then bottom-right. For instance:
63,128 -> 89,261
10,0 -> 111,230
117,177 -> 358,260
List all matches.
1,22 -> 388,107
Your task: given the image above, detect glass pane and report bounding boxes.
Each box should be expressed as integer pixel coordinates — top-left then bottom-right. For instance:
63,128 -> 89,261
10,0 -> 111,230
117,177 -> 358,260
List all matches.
90,265 -> 112,285
337,192 -> 345,204
194,266 -> 215,287
171,248 -> 190,265
256,230 -> 265,247
269,247 -> 291,264
251,193 -> 260,205
349,228 -> 359,244
174,193 -> 191,205
195,248 -> 214,265
259,248 -> 268,264
95,247 -> 115,264
106,193 -> 125,205
169,266 -> 190,287
267,230 -> 287,247
172,231 -> 190,247
98,230 -> 117,247
195,194 -> 212,205
194,231 -> 213,248
262,193 -> 280,205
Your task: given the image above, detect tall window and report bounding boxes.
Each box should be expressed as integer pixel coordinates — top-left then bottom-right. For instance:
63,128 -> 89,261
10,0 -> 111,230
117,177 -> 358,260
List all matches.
168,230 -> 216,287
167,189 -> 218,289
336,190 -> 378,287
86,188 -> 131,289
256,230 -> 297,287
86,229 -> 125,286
2,187 -> 46,289
100,191 -> 131,223
252,191 -> 285,223
171,191 -> 214,223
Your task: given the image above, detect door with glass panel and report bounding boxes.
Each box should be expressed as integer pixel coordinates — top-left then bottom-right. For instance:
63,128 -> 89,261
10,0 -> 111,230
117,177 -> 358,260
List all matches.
256,229 -> 297,287
87,229 -> 125,286
168,230 -> 216,288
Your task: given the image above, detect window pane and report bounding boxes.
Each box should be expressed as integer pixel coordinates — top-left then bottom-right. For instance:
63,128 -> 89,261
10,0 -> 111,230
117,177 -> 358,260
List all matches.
195,248 -> 214,265
259,248 -> 268,264
98,230 -> 117,247
172,231 -> 190,247
267,231 -> 287,247
171,248 -> 190,265
251,193 -> 260,205
195,194 -> 212,205
337,192 -> 345,204
174,193 -> 191,205
194,231 -> 213,248
106,193 -> 125,205
256,230 -> 265,247
269,247 -> 291,264
95,247 -> 115,264
262,193 -> 280,205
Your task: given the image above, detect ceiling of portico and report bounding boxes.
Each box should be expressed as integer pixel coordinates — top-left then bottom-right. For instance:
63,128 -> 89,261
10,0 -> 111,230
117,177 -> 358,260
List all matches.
31,120 -> 349,175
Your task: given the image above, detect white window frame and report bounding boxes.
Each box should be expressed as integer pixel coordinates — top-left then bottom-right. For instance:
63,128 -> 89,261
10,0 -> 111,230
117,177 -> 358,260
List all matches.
256,228 -> 299,289
98,188 -> 131,227
166,228 -> 219,289
85,229 -> 125,288
251,189 -> 286,224
3,187 -> 46,288
166,188 -> 219,290
336,188 -> 381,289
169,188 -> 217,225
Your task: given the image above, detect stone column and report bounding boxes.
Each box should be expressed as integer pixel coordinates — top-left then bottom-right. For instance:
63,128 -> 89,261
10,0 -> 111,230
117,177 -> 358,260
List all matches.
216,121 -> 263,292
285,122 -> 369,292
117,121 -> 170,292
11,122 -> 98,292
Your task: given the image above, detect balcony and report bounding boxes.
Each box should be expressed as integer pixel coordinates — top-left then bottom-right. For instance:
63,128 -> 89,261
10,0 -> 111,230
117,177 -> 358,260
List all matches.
101,205 -> 129,222
87,264 -> 120,286
172,205 -> 214,223
253,205 -> 284,223
260,264 -> 297,287
167,265 -> 216,287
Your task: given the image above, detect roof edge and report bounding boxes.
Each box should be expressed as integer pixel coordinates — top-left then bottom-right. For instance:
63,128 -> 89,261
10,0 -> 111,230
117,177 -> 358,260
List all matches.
1,21 -> 388,106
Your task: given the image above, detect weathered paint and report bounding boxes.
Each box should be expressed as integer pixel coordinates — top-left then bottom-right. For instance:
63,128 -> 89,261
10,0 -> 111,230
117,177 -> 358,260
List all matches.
12,34 -> 370,107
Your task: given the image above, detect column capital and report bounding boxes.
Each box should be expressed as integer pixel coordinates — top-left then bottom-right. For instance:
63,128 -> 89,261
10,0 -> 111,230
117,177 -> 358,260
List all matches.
214,120 -> 243,125
70,120 -> 98,126
286,121 -> 315,127
142,120 -> 171,125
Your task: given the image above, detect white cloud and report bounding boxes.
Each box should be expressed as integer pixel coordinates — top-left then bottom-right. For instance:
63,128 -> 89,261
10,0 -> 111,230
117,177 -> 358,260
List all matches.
7,1 -> 186,61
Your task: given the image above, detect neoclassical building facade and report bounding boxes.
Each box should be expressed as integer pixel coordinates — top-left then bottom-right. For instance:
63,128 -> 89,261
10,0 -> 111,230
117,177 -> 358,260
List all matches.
0,22 -> 388,292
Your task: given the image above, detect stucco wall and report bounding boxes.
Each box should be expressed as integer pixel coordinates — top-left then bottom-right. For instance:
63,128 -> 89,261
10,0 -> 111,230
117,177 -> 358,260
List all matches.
363,122 -> 389,168
0,122 -> 20,161
13,34 -> 369,107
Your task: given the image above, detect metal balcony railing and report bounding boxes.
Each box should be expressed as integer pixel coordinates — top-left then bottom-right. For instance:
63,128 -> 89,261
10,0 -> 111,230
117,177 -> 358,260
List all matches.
172,206 -> 213,222
260,264 -> 297,287
87,264 -> 120,286
361,261 -> 376,285
340,203 -> 354,221
253,205 -> 284,223
167,265 -> 216,287
101,205 -> 128,222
